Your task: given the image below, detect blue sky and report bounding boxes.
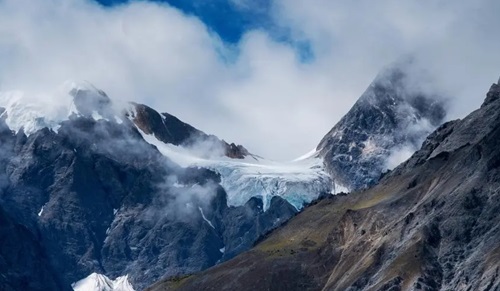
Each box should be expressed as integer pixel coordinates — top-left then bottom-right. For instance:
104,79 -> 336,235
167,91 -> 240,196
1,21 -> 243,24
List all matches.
94,0 -> 271,43
93,0 -> 313,61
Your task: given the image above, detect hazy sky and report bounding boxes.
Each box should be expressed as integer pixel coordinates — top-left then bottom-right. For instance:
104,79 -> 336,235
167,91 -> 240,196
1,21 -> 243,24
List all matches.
0,0 -> 499,160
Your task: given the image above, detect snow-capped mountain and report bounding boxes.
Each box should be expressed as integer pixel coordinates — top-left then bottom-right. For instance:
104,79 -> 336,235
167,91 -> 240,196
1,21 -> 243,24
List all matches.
0,82 -> 308,290
0,82 -> 337,212
0,81 -> 124,135
0,64 -> 447,291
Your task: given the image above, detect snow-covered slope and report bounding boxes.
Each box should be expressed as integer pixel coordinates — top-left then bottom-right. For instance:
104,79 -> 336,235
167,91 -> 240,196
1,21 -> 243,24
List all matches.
72,273 -> 135,291
138,130 -> 344,211
0,81 -> 124,135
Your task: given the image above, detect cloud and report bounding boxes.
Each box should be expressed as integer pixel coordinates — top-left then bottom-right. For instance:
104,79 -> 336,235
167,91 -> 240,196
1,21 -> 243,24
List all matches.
141,174 -> 219,223
384,117 -> 436,171
384,145 -> 415,171
271,0 -> 500,117
0,0 -> 499,161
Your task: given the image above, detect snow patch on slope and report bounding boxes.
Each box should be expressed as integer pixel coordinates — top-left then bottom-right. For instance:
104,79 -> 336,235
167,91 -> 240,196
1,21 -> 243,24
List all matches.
72,273 -> 135,291
38,204 -> 46,217
138,129 -> 342,211
0,81 -> 123,135
199,207 -> 216,229
0,90 -> 70,134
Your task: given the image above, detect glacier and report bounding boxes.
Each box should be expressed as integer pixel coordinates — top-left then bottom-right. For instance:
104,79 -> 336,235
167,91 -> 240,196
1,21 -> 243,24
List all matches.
138,129 -> 347,211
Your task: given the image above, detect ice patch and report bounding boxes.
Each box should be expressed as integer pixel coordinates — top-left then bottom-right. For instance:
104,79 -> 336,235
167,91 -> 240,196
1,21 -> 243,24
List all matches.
219,247 -> 225,253
173,182 -> 187,188
72,273 -> 135,291
332,183 -> 349,194
38,204 -> 46,217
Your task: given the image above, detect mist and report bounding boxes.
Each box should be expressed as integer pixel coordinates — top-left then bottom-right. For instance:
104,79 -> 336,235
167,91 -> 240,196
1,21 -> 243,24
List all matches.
0,0 -> 499,160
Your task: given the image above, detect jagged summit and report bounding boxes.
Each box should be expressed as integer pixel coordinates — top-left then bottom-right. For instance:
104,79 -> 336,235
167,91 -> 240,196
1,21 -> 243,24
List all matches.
0,80 -> 311,290
317,64 -> 446,191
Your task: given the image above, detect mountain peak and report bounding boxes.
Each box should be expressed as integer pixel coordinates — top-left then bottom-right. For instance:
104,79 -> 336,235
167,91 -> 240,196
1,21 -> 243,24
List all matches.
317,63 -> 447,190
65,80 -> 113,118
0,81 -> 120,135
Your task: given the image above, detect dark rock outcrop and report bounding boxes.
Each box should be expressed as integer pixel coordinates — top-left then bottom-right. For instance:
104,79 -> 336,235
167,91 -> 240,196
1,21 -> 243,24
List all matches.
129,103 -> 251,159
150,82 -> 500,291
482,82 -> 500,107
0,205 -> 67,291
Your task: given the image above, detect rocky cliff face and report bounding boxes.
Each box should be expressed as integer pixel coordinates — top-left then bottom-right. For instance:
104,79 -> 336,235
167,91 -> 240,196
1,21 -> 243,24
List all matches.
0,86 -> 297,290
151,81 -> 500,291
318,64 -> 446,190
0,204 -> 66,291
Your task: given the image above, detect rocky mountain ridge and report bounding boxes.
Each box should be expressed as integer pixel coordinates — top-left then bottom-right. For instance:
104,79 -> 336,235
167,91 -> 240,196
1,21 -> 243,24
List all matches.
129,103 -> 250,160
149,80 -> 500,291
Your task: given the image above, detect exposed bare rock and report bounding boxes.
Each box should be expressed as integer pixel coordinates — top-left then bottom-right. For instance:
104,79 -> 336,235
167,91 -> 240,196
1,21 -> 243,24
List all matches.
317,64 -> 446,191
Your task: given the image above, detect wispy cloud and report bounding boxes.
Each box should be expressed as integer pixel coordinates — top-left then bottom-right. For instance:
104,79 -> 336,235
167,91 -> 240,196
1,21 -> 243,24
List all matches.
0,0 -> 499,160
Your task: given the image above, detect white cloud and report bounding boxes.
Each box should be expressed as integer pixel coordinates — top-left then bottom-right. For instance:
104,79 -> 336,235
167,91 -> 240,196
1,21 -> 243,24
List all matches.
271,0 -> 500,117
0,0 -> 499,160
384,145 -> 415,171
